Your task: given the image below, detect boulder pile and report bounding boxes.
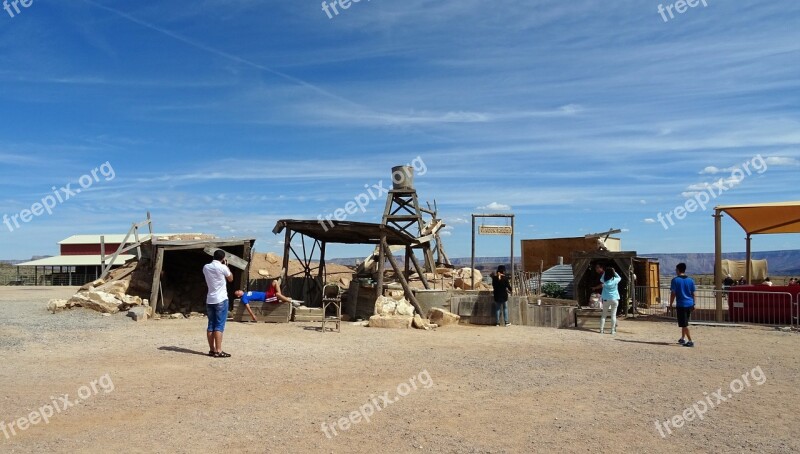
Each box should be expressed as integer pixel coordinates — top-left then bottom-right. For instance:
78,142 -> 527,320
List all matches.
47,260 -> 153,321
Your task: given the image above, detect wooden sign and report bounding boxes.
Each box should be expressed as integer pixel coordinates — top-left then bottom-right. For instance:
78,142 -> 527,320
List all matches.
479,225 -> 513,235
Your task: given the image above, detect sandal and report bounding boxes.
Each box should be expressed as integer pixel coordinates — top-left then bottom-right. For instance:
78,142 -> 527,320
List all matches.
214,351 -> 231,358
208,350 -> 215,357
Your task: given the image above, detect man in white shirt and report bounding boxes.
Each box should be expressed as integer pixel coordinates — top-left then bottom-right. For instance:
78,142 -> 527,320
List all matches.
203,249 -> 234,358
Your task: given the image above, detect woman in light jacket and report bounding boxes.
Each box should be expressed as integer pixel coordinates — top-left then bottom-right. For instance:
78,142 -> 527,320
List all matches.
597,266 -> 621,334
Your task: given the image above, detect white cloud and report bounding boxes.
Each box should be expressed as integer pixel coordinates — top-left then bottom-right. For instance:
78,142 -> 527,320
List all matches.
686,183 -> 709,191
477,202 -> 511,211
699,166 -> 729,175
639,199 -> 647,205
643,218 -> 656,224
765,156 -> 800,166
681,191 -> 701,198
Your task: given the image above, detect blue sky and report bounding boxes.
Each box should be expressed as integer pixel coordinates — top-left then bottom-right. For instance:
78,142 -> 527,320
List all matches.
1,0 -> 799,260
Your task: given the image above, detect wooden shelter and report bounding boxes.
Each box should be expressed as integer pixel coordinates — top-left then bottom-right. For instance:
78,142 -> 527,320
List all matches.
272,220 -> 432,314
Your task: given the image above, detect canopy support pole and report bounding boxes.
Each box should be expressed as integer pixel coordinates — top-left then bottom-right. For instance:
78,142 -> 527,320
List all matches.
745,234 -> 752,284
714,210 -> 724,322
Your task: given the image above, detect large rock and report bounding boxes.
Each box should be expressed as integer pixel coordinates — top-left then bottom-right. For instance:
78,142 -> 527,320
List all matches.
395,300 -> 415,316
453,268 -> 483,290
80,278 -> 105,291
429,308 -> 460,326
47,299 -> 70,313
80,290 -> 123,314
369,315 -> 413,329
99,279 -> 130,299
375,296 -> 397,316
375,295 -> 415,317
128,306 -> 149,322
412,314 -> 432,330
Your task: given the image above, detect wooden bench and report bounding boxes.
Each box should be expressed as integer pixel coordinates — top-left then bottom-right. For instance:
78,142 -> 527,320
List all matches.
231,298 -> 292,323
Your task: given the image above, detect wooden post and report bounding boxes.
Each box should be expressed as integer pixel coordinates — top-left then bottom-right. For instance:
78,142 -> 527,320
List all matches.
510,214 -> 515,291
377,230 -> 385,299
133,225 -> 142,259
281,229 -> 291,293
241,240 -> 251,291
319,241 -> 327,284
471,214 -> 476,289
150,248 -> 165,313
100,235 -> 106,273
405,246 -> 411,279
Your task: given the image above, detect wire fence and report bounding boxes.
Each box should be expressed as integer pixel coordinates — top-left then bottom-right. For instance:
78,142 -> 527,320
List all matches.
0,266 -> 98,286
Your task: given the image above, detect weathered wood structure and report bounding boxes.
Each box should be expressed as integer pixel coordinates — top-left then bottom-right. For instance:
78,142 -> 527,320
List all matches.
571,251 -> 659,315
147,237 -> 256,313
272,220 -> 431,315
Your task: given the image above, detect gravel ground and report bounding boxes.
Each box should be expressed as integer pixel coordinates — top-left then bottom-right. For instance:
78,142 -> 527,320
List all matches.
1,286 -> 799,453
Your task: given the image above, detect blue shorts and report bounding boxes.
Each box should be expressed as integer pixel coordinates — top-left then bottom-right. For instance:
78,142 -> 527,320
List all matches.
207,301 -> 229,332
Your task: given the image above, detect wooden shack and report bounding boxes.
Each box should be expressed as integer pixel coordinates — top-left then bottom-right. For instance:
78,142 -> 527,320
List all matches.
145,237 -> 256,314
571,251 -> 659,314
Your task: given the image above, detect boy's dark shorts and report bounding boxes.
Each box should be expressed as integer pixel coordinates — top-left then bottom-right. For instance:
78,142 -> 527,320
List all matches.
676,306 -> 694,327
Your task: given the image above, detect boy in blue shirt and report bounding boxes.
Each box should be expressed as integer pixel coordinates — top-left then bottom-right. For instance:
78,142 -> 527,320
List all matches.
669,263 -> 696,347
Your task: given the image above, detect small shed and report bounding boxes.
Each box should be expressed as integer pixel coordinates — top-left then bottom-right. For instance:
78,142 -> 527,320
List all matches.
145,237 -> 256,313
571,251 -> 659,314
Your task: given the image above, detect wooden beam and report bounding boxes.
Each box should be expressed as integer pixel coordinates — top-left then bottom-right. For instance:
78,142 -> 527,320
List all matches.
202,246 -> 248,270
382,239 -> 424,316
133,225 -> 142,259
149,248 -> 165,313
100,224 -> 136,280
408,248 -> 431,290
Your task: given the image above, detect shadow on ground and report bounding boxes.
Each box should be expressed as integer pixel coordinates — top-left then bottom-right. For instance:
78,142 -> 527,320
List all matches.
158,346 -> 210,356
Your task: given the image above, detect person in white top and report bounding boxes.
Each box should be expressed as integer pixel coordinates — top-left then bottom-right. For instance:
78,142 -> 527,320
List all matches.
203,250 -> 233,358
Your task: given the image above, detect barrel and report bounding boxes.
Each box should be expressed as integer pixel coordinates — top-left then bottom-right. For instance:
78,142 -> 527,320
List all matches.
391,165 -> 414,190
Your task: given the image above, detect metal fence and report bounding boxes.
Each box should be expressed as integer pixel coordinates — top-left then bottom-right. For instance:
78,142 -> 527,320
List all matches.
1,267 -> 98,286
634,285 -> 800,327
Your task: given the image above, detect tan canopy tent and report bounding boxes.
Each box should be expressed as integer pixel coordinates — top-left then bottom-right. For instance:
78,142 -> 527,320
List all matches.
721,259 -> 767,282
713,201 -> 800,321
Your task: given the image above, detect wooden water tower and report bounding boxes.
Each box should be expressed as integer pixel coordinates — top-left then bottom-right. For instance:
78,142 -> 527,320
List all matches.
381,165 -> 436,273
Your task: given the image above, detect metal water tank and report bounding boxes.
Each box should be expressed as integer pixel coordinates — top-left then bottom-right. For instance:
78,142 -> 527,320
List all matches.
391,165 -> 414,190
